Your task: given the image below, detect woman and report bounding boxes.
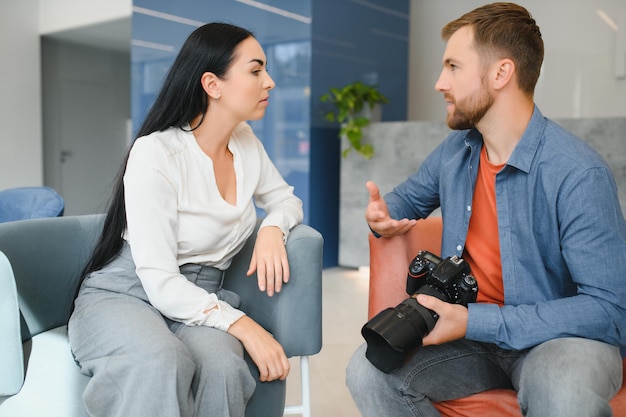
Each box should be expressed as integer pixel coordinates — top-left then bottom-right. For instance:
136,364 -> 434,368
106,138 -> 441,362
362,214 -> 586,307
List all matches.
68,22 -> 303,417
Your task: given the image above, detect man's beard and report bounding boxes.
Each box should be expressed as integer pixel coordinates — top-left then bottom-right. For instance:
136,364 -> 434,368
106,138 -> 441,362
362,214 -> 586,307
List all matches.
445,83 -> 494,130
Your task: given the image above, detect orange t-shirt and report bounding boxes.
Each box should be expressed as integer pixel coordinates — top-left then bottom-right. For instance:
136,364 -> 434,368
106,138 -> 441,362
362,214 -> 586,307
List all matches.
463,146 -> 505,305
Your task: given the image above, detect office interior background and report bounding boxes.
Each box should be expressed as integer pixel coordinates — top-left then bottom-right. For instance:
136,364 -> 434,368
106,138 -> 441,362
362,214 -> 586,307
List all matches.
1,0 -> 625,269
1,2 -> 625,416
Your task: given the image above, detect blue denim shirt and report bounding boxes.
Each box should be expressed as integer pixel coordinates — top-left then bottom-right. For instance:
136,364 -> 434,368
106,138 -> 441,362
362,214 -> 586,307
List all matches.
385,106 -> 626,353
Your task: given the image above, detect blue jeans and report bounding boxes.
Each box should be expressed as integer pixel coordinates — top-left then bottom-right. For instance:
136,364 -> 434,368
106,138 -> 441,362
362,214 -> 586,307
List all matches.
346,337 -> 623,417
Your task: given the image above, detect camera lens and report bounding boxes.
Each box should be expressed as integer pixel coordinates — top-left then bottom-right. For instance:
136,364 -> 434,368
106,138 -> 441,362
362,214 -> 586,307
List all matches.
362,252 -> 478,373
361,297 -> 436,373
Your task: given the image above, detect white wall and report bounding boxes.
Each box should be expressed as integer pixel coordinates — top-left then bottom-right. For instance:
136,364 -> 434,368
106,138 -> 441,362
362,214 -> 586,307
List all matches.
0,0 -> 130,191
38,0 -> 130,35
0,0 -> 42,189
408,0 -> 626,121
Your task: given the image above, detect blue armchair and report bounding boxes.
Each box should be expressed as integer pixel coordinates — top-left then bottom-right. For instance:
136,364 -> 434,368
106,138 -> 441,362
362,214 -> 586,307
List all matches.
0,214 -> 323,417
0,186 -> 64,223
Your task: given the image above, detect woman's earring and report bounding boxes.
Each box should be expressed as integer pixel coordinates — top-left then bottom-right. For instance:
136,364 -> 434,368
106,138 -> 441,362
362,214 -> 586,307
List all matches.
215,95 -> 221,101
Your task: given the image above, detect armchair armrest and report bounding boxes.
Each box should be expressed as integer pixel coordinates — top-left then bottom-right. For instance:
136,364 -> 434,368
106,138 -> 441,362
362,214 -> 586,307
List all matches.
224,223 -> 324,358
0,251 -> 24,396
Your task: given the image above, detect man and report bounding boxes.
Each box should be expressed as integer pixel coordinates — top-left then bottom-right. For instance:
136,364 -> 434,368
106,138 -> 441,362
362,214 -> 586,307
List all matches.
346,3 -> 626,416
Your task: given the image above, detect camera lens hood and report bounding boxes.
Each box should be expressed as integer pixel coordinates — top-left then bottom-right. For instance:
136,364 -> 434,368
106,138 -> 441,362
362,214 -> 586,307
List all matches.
361,298 -> 435,373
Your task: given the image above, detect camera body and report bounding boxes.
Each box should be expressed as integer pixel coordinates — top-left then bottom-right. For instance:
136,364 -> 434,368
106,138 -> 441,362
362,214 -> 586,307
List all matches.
406,250 -> 478,309
361,250 -> 478,373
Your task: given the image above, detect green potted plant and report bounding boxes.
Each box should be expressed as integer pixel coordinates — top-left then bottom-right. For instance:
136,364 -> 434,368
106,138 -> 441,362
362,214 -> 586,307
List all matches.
320,81 -> 389,160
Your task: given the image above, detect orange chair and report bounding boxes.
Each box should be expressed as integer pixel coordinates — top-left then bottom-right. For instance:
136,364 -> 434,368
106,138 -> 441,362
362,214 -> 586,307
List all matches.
368,216 -> 626,417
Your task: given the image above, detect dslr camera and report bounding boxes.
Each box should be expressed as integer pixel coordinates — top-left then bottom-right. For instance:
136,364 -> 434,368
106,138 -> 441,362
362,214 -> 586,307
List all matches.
361,250 -> 478,373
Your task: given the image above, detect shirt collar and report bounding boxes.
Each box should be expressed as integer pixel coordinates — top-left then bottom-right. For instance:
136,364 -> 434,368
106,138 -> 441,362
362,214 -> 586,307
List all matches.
463,105 -> 546,174
506,105 -> 546,173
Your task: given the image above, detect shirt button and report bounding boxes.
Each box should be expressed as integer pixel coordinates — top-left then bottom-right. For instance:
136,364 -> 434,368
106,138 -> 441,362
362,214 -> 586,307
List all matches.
467,205 -> 472,212
456,245 -> 462,252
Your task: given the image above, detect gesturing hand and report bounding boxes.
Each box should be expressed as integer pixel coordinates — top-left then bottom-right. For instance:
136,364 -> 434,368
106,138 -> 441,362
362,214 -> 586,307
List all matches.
365,181 -> 416,237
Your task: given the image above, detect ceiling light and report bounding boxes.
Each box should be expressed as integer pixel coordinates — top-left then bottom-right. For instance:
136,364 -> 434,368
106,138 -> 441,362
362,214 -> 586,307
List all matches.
597,9 -> 619,32
234,0 -> 312,24
132,6 -> 204,27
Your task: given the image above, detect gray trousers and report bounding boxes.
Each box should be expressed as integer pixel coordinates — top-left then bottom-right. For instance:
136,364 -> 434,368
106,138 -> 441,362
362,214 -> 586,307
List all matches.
68,243 -> 256,417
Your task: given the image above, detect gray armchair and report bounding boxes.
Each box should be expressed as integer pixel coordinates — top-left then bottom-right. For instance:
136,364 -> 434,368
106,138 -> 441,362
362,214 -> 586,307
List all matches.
0,214 -> 323,417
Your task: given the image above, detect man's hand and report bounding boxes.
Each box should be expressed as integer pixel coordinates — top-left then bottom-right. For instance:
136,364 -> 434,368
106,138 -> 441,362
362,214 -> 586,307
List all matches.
247,226 -> 288,296
416,294 -> 468,346
365,181 -> 416,237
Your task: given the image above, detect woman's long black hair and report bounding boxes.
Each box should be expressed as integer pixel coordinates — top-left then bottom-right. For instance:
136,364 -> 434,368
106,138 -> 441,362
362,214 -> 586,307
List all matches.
77,23 -> 254,290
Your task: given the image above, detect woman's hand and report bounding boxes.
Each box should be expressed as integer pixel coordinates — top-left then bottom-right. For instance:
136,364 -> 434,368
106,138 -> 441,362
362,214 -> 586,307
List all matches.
228,316 -> 290,381
247,226 -> 289,296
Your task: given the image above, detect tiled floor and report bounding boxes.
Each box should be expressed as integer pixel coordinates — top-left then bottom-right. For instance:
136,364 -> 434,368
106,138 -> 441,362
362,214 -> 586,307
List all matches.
285,266 -> 369,417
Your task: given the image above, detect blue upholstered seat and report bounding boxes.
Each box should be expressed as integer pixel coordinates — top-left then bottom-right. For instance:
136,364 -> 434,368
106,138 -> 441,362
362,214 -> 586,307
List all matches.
0,187 -> 64,223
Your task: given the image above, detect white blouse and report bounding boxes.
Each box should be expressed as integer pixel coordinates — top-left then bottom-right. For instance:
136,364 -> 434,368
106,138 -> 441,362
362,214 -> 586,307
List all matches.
123,122 -> 303,331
